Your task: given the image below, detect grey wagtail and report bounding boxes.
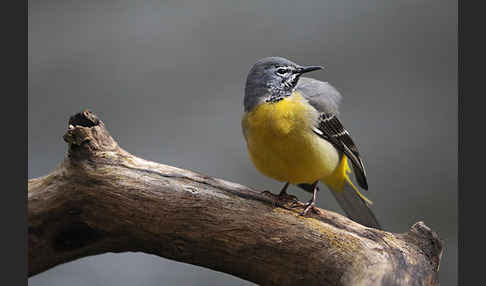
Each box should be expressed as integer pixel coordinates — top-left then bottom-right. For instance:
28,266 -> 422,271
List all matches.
242,57 -> 381,229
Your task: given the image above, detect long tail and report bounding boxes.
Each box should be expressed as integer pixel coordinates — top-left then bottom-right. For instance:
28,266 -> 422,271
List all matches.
322,155 -> 381,229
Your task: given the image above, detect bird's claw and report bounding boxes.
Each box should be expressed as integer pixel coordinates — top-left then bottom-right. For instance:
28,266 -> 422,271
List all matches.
300,200 -> 321,216
261,190 -> 298,207
261,190 -> 274,197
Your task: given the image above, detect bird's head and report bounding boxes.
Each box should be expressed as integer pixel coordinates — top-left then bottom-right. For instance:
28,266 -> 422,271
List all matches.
244,57 -> 322,112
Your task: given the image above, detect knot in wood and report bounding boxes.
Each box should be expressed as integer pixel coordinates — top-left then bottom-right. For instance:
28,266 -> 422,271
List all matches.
408,221 -> 444,272
63,110 -> 119,159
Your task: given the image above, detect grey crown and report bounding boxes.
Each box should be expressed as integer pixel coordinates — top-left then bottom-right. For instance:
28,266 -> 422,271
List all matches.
244,56 -> 342,115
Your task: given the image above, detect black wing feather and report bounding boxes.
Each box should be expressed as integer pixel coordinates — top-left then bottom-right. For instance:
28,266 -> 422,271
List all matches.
314,114 -> 368,190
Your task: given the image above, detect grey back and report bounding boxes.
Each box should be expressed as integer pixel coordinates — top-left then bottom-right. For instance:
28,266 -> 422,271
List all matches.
296,77 -> 342,115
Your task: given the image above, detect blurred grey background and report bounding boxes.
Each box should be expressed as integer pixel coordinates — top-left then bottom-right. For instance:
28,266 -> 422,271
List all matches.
28,0 -> 457,285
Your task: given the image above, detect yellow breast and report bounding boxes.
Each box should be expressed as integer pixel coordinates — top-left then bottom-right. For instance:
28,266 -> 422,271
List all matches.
242,92 -> 340,184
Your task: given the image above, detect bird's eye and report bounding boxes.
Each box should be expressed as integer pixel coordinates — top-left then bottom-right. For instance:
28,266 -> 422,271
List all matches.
276,68 -> 288,75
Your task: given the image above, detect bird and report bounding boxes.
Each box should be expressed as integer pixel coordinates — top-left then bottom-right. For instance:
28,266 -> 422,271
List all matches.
241,56 -> 381,229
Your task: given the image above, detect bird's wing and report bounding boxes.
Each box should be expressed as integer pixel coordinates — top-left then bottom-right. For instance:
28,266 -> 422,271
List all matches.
296,77 -> 342,114
312,113 -> 368,190
296,78 -> 368,190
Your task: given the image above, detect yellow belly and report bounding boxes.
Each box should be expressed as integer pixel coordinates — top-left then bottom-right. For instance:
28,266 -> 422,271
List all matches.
242,92 -> 340,184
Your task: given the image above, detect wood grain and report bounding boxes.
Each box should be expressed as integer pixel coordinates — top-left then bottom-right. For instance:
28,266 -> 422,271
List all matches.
28,110 -> 443,286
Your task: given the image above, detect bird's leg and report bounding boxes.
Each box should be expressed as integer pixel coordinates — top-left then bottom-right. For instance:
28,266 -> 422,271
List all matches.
276,182 -> 299,203
278,182 -> 290,196
261,182 -> 298,206
261,182 -> 289,197
301,181 -> 321,216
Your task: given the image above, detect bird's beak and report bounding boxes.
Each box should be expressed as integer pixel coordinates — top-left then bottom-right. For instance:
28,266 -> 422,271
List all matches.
295,66 -> 323,74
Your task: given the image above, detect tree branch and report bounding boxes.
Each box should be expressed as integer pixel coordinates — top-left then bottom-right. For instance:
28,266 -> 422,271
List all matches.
28,110 -> 443,286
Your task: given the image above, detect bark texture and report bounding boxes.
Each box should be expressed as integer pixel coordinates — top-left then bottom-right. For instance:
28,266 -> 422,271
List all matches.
28,110 -> 444,286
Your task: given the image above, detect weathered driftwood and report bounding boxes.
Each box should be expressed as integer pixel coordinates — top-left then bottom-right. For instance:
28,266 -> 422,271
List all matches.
28,111 -> 443,286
